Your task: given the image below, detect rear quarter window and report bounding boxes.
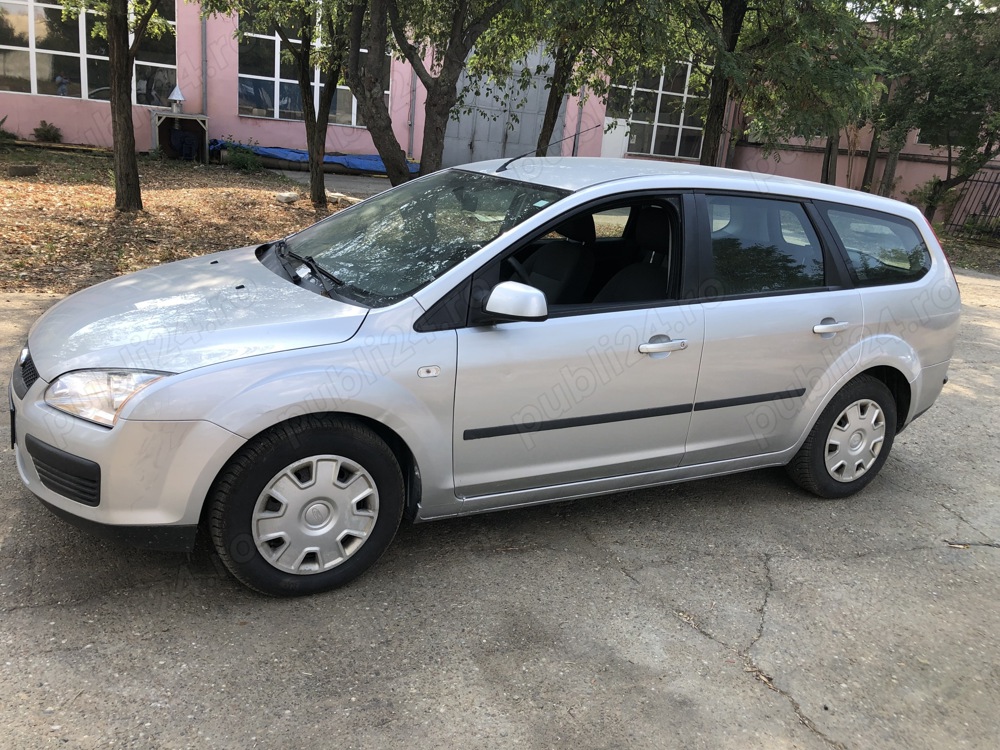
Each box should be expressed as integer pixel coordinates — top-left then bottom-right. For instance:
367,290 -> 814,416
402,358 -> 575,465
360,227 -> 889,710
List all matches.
822,206 -> 931,285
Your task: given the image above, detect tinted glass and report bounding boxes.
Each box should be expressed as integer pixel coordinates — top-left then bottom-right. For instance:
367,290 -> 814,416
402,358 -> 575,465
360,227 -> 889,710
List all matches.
278,81 -> 303,119
0,3 -> 29,47
135,28 -> 175,66
239,35 -> 273,77
36,52 -> 80,97
135,64 -> 175,106
705,196 -> 824,295
0,48 -> 30,92
238,76 -> 273,116
824,207 -> 931,285
34,6 -> 79,53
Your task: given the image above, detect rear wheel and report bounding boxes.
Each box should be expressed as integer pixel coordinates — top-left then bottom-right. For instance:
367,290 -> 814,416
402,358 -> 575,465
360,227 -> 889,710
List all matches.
787,375 -> 897,498
209,416 -> 404,596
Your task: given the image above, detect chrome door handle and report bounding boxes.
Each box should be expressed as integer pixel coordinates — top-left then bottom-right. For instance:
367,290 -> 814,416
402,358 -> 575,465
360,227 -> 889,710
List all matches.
639,339 -> 688,354
813,321 -> 850,334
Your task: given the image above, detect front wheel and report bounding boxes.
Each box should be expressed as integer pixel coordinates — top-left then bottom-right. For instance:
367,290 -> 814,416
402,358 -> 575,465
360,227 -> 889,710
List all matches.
786,375 -> 897,498
208,416 -> 404,596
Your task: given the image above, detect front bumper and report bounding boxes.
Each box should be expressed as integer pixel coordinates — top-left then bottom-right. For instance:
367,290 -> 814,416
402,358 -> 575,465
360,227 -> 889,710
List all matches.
10,377 -> 246,552
37,495 -> 199,552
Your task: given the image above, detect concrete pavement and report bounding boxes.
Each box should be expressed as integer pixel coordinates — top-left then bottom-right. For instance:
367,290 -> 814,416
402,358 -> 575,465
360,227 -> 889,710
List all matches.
272,169 -> 392,199
1,272 -> 998,749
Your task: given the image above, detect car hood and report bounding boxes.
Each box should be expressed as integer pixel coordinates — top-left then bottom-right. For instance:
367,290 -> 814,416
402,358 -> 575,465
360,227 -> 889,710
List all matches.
28,246 -> 369,378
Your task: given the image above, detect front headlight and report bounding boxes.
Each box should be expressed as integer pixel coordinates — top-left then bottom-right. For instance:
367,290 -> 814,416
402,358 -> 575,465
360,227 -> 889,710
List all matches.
44,370 -> 168,427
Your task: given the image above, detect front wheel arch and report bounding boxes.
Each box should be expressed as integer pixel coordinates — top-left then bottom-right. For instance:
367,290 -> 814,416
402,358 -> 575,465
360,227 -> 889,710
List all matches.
204,414 -> 421,594
201,411 -> 422,530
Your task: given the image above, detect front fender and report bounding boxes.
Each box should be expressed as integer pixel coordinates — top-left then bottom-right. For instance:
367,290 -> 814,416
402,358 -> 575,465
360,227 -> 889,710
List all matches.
129,320 -> 460,515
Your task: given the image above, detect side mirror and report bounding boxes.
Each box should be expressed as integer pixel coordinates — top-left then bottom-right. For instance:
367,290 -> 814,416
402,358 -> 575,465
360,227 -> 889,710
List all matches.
482,281 -> 548,322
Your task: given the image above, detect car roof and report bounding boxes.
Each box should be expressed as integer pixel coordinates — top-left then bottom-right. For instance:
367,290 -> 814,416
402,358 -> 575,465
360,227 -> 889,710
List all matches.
458,157 -> 919,217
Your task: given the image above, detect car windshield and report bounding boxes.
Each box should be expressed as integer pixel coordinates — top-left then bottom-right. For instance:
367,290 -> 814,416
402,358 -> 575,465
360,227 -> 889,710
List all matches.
285,169 -> 570,306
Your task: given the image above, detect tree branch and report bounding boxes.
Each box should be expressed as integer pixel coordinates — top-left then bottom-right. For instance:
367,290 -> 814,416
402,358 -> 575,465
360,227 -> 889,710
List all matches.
129,0 -> 163,59
385,0 -> 435,88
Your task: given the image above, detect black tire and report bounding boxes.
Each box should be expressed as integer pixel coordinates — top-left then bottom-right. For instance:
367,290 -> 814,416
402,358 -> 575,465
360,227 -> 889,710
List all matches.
208,415 -> 404,596
786,375 -> 897,499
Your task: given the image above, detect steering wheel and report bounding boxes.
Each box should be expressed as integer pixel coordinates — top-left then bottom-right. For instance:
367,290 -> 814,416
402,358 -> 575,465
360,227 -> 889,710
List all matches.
505,257 -> 531,284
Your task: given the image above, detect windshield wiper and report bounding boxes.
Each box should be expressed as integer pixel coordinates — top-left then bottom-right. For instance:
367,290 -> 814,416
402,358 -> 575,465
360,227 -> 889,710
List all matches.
273,239 -> 344,296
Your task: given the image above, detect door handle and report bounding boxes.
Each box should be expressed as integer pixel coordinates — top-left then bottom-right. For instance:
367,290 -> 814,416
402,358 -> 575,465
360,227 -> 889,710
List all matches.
812,321 -> 850,334
639,339 -> 688,354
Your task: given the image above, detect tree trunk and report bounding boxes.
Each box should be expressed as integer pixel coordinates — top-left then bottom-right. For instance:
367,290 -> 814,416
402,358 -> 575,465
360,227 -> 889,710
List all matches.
418,68 -> 464,175
355,86 -> 411,185
346,1 -> 411,185
923,173 -> 967,223
285,24 -> 330,210
700,0 -> 749,167
879,142 -> 901,197
535,44 -> 577,156
107,0 -> 142,212
310,82 -> 336,208
860,125 -> 881,193
821,133 -> 839,185
383,0 -> 512,177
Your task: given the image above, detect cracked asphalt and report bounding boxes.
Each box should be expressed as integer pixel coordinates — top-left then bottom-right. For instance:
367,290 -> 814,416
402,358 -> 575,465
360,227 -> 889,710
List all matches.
2,271 -> 998,749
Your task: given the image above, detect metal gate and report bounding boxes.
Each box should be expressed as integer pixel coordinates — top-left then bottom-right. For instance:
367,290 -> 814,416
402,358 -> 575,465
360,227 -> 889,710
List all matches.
945,169 -> 1000,245
441,47 -> 566,168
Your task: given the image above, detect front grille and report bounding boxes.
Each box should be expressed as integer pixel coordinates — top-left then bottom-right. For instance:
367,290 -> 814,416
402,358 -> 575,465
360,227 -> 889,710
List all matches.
21,354 -> 38,391
12,350 -> 39,399
25,435 -> 101,507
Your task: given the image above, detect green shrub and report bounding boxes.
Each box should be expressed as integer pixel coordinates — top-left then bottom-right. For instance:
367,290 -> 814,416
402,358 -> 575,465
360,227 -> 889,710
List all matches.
0,115 -> 17,142
33,120 -> 63,143
222,134 -> 263,173
904,178 -> 961,224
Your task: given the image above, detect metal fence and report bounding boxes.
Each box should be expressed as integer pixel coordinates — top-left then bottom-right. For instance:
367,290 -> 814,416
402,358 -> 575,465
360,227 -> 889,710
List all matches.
945,170 -> 1000,245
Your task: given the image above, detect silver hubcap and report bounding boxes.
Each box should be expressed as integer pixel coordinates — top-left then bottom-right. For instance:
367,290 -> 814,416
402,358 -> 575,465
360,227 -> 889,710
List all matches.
252,455 -> 379,575
825,399 -> 885,483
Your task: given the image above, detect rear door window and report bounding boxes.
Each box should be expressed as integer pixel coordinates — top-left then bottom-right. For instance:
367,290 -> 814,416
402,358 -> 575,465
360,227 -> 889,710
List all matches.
821,206 -> 931,285
703,195 -> 825,296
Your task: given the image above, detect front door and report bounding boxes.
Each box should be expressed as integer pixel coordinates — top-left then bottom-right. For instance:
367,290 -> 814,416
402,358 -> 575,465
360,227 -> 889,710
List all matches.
453,304 -> 704,496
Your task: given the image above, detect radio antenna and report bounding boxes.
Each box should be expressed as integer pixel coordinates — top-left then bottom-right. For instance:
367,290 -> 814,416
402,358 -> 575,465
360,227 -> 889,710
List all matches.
495,122 -> 604,173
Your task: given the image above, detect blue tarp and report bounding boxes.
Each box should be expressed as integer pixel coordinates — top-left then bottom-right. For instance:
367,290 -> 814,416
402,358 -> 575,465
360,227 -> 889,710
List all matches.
209,140 -> 420,175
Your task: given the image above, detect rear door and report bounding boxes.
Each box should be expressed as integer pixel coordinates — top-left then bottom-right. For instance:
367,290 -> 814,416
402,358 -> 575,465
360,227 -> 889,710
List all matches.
681,193 -> 863,465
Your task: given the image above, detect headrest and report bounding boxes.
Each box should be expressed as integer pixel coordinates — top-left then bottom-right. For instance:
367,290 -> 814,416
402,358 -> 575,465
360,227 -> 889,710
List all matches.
634,206 -> 669,251
555,214 -> 596,244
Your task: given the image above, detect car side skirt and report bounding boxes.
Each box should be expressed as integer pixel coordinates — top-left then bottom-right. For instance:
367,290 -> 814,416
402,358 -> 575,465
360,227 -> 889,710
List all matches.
415,450 -> 795,521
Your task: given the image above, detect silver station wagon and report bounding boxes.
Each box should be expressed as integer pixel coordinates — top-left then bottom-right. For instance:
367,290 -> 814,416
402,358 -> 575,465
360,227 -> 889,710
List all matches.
9,158 -> 961,595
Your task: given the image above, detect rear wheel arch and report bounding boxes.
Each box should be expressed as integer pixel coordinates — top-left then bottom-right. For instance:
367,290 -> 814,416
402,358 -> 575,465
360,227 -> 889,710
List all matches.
788,373 -> 898,498
859,365 -> 911,432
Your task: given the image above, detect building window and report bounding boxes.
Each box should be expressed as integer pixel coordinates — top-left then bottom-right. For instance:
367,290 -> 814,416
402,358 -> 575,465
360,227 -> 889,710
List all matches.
607,62 -> 705,161
0,0 -> 176,103
237,23 -> 388,126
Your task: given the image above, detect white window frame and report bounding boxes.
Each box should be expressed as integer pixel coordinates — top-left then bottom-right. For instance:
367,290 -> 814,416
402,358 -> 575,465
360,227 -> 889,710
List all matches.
0,0 -> 176,104
236,22 -> 388,127
609,61 -> 705,161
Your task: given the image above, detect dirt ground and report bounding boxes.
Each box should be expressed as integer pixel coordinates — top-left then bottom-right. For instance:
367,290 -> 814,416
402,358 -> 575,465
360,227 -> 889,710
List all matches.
0,147 -> 329,295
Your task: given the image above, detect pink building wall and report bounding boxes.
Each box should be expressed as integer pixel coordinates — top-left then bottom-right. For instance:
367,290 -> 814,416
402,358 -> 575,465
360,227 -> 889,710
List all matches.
0,2 -> 427,161
559,91 -> 606,158
730,130 -> 981,201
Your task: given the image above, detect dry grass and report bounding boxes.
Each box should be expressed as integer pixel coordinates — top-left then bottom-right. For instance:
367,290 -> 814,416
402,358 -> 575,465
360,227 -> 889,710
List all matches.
0,146 -> 331,294
939,235 -> 1000,277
